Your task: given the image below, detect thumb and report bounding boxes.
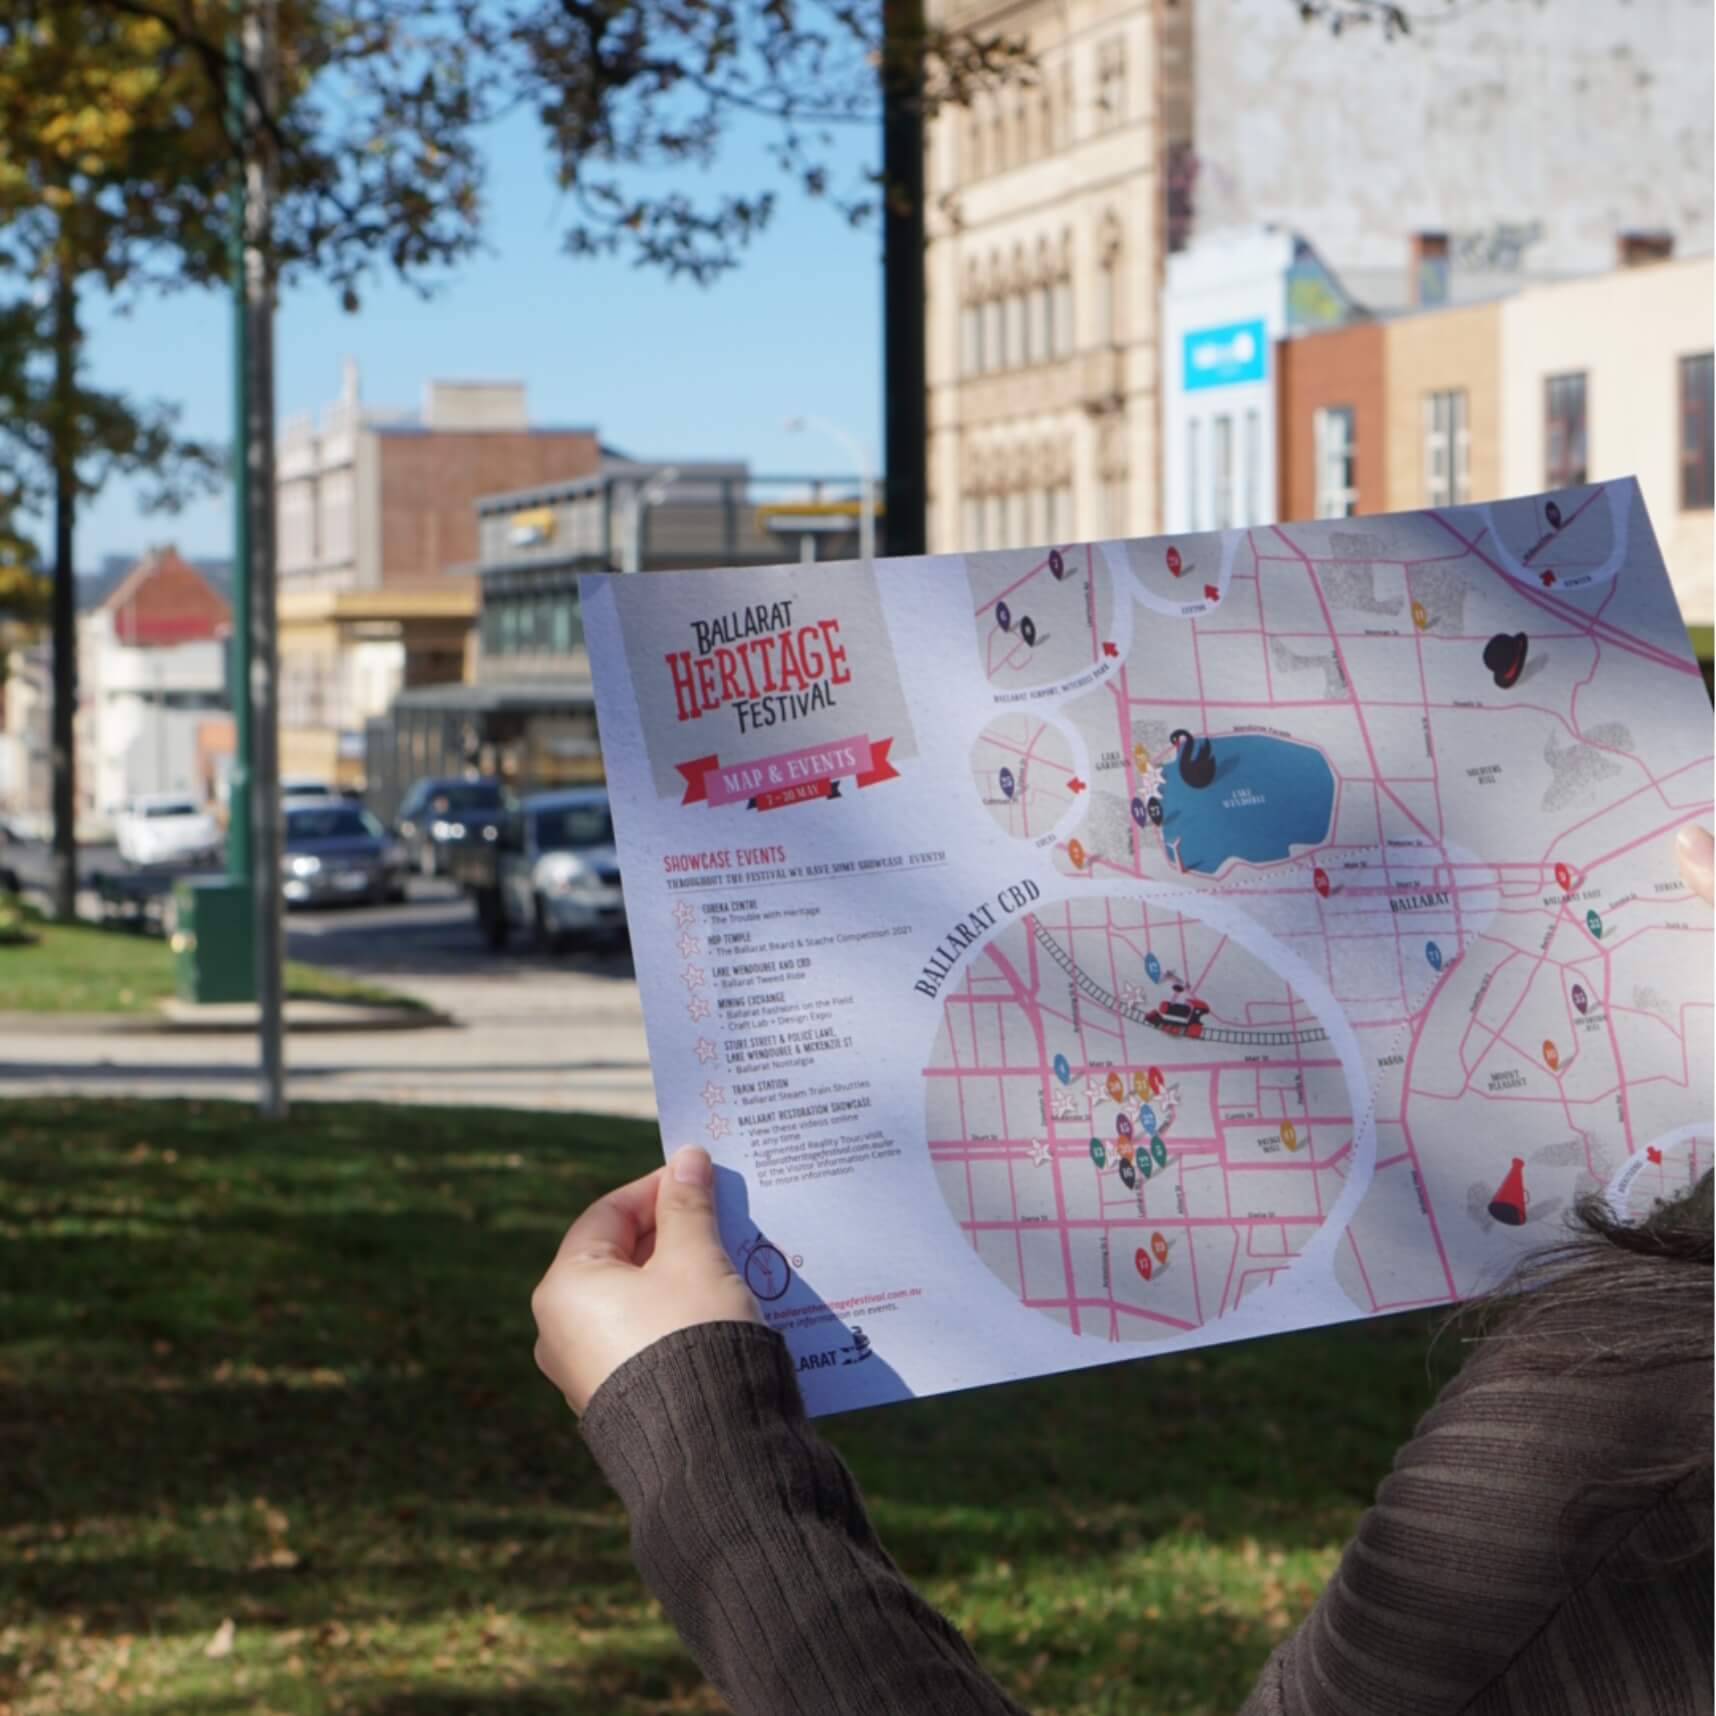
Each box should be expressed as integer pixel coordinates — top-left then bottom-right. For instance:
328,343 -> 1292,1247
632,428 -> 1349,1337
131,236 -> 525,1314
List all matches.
1677,824 -> 1714,905
653,1146 -> 724,1260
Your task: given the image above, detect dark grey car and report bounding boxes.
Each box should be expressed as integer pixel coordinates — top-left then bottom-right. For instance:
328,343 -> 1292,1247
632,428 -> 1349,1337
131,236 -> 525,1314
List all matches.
281,800 -> 408,908
396,776 -> 509,877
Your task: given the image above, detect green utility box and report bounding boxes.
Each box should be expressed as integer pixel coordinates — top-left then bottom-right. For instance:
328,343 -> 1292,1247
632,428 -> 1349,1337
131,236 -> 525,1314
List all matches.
172,877 -> 256,1004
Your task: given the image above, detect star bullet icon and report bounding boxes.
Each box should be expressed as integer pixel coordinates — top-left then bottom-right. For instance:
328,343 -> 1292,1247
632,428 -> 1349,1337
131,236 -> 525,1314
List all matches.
1051,1089 -> 1083,1121
701,1081 -> 727,1109
1137,764 -> 1164,798
1028,1138 -> 1052,1168
1120,981 -> 1148,1008
681,964 -> 707,991
672,901 -> 696,930
706,1113 -> 730,1141
677,932 -> 702,959
694,1037 -> 719,1065
1084,1075 -> 1110,1107
686,995 -> 712,1022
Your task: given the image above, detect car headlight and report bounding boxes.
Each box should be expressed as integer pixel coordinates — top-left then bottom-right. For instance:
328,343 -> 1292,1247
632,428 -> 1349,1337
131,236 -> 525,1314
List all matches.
288,854 -> 321,877
431,819 -> 467,839
481,824 -> 499,842
538,852 -> 589,894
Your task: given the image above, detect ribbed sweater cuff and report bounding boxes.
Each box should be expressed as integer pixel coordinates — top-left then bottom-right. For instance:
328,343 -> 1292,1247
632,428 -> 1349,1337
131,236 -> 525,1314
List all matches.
580,1320 -> 800,1508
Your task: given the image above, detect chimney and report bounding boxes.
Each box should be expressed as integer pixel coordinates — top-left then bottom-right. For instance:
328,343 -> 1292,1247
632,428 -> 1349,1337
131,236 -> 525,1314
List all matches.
1617,231 -> 1674,268
1411,232 -> 1450,308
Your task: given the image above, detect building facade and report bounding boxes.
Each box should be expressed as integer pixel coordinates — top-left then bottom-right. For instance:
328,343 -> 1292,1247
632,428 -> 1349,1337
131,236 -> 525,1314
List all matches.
923,0 -> 1189,553
76,547 -> 231,826
274,361 -> 604,787
1187,0 -> 1713,312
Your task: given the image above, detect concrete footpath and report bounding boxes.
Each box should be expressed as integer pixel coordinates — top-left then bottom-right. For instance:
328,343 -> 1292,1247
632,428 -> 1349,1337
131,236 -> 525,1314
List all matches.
0,960 -> 660,1120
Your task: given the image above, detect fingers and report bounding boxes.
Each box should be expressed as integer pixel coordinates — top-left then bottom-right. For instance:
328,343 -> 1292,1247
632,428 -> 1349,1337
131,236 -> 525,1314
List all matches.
651,1145 -> 722,1258
1677,824 -> 1714,905
557,1167 -> 664,1265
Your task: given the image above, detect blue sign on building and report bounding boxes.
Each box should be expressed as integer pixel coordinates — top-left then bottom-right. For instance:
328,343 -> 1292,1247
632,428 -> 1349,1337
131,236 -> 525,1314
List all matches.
1183,319 -> 1268,391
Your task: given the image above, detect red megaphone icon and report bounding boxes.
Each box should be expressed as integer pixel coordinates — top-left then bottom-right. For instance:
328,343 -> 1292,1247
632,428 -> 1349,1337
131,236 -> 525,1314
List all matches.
1488,1157 -> 1528,1227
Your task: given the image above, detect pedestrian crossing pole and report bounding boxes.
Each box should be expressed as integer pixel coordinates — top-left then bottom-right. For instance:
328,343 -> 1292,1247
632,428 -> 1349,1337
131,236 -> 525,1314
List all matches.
231,0 -> 287,1119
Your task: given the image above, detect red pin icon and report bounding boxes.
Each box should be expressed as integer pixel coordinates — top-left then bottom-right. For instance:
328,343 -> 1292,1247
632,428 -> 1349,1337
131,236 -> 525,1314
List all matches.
1554,862 -> 1572,893
1313,868 -> 1330,899
1166,546 -> 1183,577
1203,583 -> 1220,602
1134,1248 -> 1153,1281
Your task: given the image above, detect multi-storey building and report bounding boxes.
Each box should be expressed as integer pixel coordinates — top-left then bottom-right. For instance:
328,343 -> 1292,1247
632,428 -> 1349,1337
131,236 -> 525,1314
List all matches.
923,0 -> 1190,553
272,361 -> 603,786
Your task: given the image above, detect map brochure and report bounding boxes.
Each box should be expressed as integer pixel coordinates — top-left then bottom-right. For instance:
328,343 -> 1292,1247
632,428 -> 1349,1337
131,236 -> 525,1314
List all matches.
579,478 -> 1714,1417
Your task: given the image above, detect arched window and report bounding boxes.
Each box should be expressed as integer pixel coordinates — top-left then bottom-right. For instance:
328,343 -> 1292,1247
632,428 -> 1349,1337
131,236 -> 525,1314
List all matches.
966,107 -> 984,179
991,106 -> 1007,173
1016,96 -> 1031,162
1097,215 -> 1123,347
1040,84 -> 1054,154
1035,242 -> 1054,362
1054,232 -> 1074,358
986,259 -> 1006,369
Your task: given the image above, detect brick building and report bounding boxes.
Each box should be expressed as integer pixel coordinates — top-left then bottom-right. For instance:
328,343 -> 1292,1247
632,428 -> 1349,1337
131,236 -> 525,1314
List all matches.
1275,321 -> 1388,523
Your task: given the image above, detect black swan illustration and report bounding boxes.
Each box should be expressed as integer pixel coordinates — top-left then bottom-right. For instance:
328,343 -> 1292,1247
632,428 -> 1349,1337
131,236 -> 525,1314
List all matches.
1169,729 -> 1217,790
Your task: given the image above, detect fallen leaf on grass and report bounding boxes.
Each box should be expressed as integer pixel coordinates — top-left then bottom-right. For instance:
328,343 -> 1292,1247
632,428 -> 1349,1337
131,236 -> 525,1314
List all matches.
204,1618 -> 235,1659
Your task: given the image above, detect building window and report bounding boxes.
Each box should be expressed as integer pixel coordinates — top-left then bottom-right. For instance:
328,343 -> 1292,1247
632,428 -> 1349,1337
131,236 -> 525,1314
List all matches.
1053,264 -> 1074,358
1096,36 -> 1126,132
1044,483 -> 1060,543
1413,232 -> 1450,308
1423,388 -> 1470,506
1243,408 -> 1261,526
1314,406 -> 1358,519
1036,280 -> 1053,363
1016,289 -> 1034,366
961,301 -> 979,376
1544,372 -> 1588,488
1186,420 -> 1200,531
1680,352 -> 1713,510
1211,415 -> 1233,530
987,294 -> 1005,371
1097,227 -> 1122,348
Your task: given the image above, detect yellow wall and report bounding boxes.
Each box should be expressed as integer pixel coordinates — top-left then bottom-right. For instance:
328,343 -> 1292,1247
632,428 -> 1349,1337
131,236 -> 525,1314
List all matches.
1381,300 -> 1503,512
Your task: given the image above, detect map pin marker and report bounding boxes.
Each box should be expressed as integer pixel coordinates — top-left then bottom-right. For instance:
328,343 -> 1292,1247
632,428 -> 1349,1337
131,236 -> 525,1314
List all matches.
1279,1120 -> 1298,1152
1116,1112 -> 1134,1140
1066,837 -> 1086,870
1412,600 -> 1429,631
1145,953 -> 1162,983
1166,546 -> 1183,578
1554,862 -> 1572,893
1151,1231 -> 1169,1265
1054,1052 -> 1071,1084
1019,615 -> 1037,647
1150,1136 -> 1168,1169
1119,1157 -> 1137,1190
1543,1039 -> 1560,1072
1571,983 -> 1588,1015
1132,1071 -> 1150,1101
1313,868 -> 1330,898
1135,1248 -> 1153,1280
1106,1071 -> 1125,1103
1425,940 -> 1443,972
996,600 -> 1012,632
1586,909 -> 1603,940
998,766 -> 1015,800
1130,796 -> 1149,828
1089,1137 -> 1107,1168
1049,548 -> 1066,579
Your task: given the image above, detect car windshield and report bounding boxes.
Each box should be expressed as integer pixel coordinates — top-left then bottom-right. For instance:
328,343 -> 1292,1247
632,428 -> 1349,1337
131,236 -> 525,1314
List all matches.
531,803 -> 613,851
286,806 -> 383,844
282,782 -> 333,797
427,782 -> 503,813
142,801 -> 199,819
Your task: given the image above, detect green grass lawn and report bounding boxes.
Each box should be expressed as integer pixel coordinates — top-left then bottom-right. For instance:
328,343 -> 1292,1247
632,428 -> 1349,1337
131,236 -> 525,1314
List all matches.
0,1100 -> 1458,1715
0,917 -> 423,1015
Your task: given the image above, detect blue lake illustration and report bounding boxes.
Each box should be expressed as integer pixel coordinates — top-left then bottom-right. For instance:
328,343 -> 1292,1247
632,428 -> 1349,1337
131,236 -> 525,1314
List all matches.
1160,734 -> 1335,875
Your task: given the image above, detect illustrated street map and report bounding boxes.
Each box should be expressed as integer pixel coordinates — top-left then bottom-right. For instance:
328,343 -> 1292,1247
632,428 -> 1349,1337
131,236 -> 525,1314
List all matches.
582,480 -> 1714,1416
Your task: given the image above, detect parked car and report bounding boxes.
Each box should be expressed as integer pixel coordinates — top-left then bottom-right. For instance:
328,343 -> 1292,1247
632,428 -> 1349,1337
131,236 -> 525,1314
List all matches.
280,798 -> 408,908
115,794 -> 223,870
396,775 -> 510,876
451,787 -> 623,951
279,775 -> 338,800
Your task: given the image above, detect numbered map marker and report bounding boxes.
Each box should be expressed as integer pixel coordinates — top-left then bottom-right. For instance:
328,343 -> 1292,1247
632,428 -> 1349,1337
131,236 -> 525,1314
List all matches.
1019,615 -> 1037,647
1554,862 -> 1572,893
1166,546 -> 1183,578
1133,741 -> 1150,773
1546,500 -> 1563,530
1145,952 -> 1162,983
1425,940 -> 1443,972
1147,797 -> 1164,826
1412,600 -> 1429,631
1130,797 -> 1149,828
1106,1071 -> 1126,1103
1049,548 -> 1066,580
1116,1112 -> 1134,1140
1150,1136 -> 1169,1169
996,600 -> 1012,632
998,767 -> 1015,800
1586,909 -> 1603,940
1134,1248 -> 1154,1280
1313,868 -> 1330,899
1139,1104 -> 1157,1134
1571,983 -> 1589,1016
1151,1231 -> 1169,1265
1131,1070 -> 1150,1102
1066,838 -> 1086,870
1543,1040 -> 1561,1072
1054,1052 -> 1072,1084
1279,1120 -> 1299,1152
1119,1157 -> 1137,1190
1138,1151 -> 1154,1180
1089,1137 -> 1107,1168
1147,1066 -> 1164,1094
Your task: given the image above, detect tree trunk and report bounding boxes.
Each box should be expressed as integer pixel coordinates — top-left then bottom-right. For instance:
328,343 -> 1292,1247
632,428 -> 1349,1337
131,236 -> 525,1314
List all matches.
881,0 -> 927,559
49,260 -> 78,922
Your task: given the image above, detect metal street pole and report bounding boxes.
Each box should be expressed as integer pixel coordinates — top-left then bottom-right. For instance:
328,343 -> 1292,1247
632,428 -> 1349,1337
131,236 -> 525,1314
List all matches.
784,419 -> 875,566
241,0 -> 286,1118
623,466 -> 680,573
226,8 -> 251,889
880,0 -> 926,559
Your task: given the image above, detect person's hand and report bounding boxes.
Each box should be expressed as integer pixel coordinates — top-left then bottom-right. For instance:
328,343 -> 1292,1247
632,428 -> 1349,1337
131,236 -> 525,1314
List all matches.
531,1145 -> 761,1414
1676,824 -> 1713,904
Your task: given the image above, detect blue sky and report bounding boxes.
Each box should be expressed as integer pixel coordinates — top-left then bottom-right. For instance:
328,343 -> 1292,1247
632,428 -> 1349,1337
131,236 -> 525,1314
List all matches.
73,107 -> 881,568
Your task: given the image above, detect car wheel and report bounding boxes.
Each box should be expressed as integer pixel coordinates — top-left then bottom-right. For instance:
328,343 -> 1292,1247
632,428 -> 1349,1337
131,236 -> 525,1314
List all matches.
476,888 -> 508,949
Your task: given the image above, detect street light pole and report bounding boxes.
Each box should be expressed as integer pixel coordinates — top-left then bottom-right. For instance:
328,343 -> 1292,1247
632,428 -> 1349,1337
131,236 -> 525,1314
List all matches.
783,417 -> 875,566
623,466 -> 680,574
238,0 -> 286,1119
